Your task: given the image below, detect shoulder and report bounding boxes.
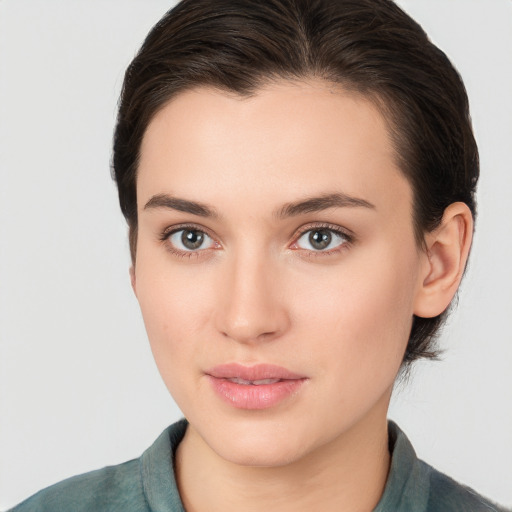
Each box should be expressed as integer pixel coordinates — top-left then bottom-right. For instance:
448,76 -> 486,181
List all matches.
379,422 -> 507,512
8,458 -> 146,512
8,420 -> 188,512
422,460 -> 506,512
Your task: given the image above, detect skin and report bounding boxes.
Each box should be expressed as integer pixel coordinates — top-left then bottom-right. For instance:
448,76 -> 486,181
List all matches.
131,80 -> 472,512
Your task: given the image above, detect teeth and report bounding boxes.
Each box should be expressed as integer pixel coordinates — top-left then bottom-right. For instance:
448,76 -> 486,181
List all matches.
229,378 -> 252,385
228,378 -> 280,385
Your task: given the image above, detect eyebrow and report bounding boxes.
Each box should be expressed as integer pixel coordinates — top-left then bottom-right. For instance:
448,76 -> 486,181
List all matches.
275,192 -> 375,219
144,194 -> 219,218
143,191 -> 375,219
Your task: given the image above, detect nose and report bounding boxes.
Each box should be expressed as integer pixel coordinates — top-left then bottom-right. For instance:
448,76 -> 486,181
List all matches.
214,249 -> 290,344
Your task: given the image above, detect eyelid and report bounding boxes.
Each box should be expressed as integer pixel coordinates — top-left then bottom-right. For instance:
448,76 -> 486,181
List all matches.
160,223 -> 221,257
289,222 -> 354,253
291,222 -> 354,240
160,223 -> 218,241
159,221 -> 353,258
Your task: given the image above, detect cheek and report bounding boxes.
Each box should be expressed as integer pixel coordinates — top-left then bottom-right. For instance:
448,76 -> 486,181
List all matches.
134,259 -> 215,387
291,274 -> 413,435
291,248 -> 418,382
135,238 -> 215,331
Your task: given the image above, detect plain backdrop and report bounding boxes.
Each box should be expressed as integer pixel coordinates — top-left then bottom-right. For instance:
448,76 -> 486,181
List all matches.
1,0 -> 511,509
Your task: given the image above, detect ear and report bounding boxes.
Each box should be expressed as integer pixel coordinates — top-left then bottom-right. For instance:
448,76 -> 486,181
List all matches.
129,265 -> 137,297
413,202 -> 473,318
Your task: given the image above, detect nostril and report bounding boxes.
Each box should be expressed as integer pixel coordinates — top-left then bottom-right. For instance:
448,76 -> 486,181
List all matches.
219,319 -> 283,344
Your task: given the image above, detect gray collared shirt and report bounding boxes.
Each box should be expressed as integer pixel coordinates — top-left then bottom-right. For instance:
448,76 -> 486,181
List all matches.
10,419 -> 506,511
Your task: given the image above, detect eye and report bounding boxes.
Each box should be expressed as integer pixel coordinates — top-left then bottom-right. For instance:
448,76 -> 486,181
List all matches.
293,228 -> 349,252
167,228 -> 216,252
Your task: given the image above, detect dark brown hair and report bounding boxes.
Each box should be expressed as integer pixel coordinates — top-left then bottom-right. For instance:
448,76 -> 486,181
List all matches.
112,0 -> 479,366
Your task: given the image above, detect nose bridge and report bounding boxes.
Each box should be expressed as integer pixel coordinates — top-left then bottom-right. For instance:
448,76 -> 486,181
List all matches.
216,242 -> 289,344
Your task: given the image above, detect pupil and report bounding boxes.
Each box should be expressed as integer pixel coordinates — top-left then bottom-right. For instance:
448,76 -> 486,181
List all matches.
309,230 -> 331,250
182,230 -> 204,249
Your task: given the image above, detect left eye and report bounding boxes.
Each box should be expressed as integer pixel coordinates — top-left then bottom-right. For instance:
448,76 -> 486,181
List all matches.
167,228 -> 216,251
294,228 -> 348,251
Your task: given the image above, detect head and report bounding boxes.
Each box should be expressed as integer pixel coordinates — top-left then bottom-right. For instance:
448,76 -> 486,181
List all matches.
111,0 -> 476,467
112,0 -> 478,370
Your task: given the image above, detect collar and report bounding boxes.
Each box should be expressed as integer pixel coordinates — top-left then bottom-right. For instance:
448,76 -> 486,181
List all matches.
140,419 -> 428,512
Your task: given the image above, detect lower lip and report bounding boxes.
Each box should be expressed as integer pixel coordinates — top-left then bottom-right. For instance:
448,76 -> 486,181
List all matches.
207,376 -> 307,410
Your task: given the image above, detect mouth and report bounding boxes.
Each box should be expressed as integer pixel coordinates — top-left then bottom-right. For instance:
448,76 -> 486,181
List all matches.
205,363 -> 308,410
225,377 -> 282,385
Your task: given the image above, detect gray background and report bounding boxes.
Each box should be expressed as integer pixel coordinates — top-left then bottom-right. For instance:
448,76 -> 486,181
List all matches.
1,0 -> 511,509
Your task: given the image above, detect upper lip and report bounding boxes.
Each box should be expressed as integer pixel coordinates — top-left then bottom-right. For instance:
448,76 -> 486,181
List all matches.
206,363 -> 306,381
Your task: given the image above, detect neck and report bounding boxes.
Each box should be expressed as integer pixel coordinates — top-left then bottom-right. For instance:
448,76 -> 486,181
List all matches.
175,400 -> 391,512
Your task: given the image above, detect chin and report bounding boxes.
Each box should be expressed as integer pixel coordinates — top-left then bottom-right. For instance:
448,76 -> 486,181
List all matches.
198,415 -> 316,468
218,439 -> 307,468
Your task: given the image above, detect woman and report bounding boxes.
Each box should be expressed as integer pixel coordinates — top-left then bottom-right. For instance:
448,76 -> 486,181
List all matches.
6,0 -> 509,510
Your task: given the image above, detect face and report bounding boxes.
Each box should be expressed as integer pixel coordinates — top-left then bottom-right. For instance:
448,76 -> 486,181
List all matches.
133,80 -> 427,467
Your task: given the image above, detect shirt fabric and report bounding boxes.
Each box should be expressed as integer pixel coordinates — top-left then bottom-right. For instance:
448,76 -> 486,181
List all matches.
9,419 -> 505,512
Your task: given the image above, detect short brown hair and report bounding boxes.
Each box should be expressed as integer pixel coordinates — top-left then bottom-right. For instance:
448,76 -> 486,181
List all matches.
112,0 -> 479,366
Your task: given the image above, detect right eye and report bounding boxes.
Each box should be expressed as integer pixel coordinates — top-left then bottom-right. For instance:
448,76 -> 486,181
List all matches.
166,228 -> 216,252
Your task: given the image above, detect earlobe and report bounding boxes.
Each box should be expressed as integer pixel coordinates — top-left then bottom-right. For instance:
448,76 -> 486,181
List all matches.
129,266 -> 137,297
413,202 -> 473,318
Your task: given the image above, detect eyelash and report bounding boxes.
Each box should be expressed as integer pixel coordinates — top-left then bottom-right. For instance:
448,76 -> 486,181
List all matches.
159,224 -> 219,260
159,222 -> 354,259
290,223 -> 354,257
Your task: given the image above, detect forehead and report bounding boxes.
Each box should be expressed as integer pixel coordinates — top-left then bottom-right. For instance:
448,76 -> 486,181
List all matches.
137,80 -> 411,217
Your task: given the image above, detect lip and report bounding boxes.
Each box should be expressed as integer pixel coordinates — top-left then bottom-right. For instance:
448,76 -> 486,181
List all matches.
205,363 -> 308,410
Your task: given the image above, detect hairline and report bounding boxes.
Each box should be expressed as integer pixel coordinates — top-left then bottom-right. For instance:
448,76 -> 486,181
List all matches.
128,77 -> 428,262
